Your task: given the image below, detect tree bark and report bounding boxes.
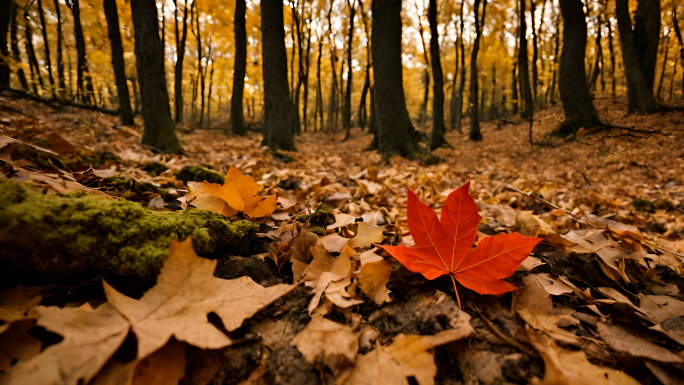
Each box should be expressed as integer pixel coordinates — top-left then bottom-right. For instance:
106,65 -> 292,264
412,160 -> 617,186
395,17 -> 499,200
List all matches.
342,0 -> 356,140
455,3 -> 466,133
656,34 -> 669,100
174,0 -> 190,123
195,1 -> 205,125
428,0 -> 446,148
448,20 -> 459,131
68,0 -> 94,103
130,0 -> 182,153
315,26 -> 323,131
674,9 -> 683,97
615,0 -> 661,113
530,0 -> 538,102
261,0 -> 296,150
230,0 -> 247,135
357,0 -> 371,129
103,0 -> 134,125
607,19 -> 617,97
557,0 -> 601,135
36,0 -> 55,97
0,0 -> 11,88
24,6 -> 44,94
326,2 -> 338,132
548,7 -> 560,104
302,1 -> 312,132
9,2 -> 28,90
52,0 -> 66,97
518,0 -> 533,119
470,0 -> 487,141
589,16 -> 603,93
415,0 -> 430,125
371,0 -> 420,158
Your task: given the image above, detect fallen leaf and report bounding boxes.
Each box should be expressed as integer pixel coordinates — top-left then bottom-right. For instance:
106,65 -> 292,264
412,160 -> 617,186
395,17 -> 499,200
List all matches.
0,286 -> 41,334
103,237 -> 294,359
596,321 -> 682,364
650,316 -> 684,345
131,339 -> 186,385
378,183 -> 541,306
357,260 -> 392,305
200,166 -> 277,218
291,317 -> 358,375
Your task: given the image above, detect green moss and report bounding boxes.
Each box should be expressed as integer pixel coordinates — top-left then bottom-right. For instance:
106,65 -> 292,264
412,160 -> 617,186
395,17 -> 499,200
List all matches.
4,142 -> 66,171
0,181 -> 259,280
295,206 -> 335,235
100,177 -> 168,199
632,197 -> 653,211
175,166 -> 225,185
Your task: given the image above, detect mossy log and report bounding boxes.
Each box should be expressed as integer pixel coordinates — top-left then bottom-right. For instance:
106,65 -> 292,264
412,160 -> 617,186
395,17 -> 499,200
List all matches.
0,181 -> 258,284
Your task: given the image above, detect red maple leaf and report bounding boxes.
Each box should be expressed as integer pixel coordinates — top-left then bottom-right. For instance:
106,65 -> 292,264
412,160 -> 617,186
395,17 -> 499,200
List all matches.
377,182 -> 542,307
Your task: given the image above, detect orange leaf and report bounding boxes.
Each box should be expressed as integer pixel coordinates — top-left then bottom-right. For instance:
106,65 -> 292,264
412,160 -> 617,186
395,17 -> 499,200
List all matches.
377,183 -> 541,307
200,166 -> 276,218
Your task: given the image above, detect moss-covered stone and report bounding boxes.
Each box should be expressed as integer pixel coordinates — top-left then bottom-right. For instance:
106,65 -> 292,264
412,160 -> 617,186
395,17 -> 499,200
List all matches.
175,166 -> 225,185
295,206 -> 335,235
0,180 -> 259,281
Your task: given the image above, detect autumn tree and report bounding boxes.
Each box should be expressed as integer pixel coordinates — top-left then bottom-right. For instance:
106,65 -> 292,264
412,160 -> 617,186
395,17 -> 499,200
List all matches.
174,0 -> 190,123
0,0 -> 11,88
616,0 -> 662,113
261,0 -> 296,150
230,0 -> 247,135
469,0 -> 487,141
557,0 -> 601,135
67,0 -> 95,103
52,0 -> 66,97
518,0 -> 533,119
428,0 -> 447,149
103,0 -> 133,125
130,0 -> 182,153
371,0 -> 420,158
343,0 -> 357,141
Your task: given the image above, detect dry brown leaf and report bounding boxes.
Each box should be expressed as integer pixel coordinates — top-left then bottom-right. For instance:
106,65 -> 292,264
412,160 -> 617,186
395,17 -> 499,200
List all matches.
324,276 -> 364,309
357,260 -> 392,305
638,294 -> 684,324
0,286 -> 41,334
596,321 -> 682,364
348,222 -> 385,250
1,303 -> 129,385
131,339 -> 186,385
184,181 -> 237,217
103,238 -> 294,359
532,273 -> 575,296
291,317 -> 359,375
0,320 -> 41,372
528,328 -> 639,385
650,317 -> 684,345
201,166 -> 277,218
337,343 -> 407,385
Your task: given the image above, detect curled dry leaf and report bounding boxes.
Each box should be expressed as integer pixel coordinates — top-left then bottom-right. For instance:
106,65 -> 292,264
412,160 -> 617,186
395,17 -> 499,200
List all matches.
190,166 -> 277,218
527,328 -> 640,385
357,259 -> 392,305
378,183 -> 541,307
103,237 -> 294,359
596,321 -> 683,364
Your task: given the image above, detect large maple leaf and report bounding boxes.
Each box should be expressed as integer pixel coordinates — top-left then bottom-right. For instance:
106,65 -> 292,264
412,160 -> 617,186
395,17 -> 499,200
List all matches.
197,166 -> 277,218
378,182 -> 541,307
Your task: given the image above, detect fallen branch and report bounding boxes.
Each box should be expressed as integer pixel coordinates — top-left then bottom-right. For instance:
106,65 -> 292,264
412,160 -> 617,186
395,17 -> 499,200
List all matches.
0,87 -> 120,116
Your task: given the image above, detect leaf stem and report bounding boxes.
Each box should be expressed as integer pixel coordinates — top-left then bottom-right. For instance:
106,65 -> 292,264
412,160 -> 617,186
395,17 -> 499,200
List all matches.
450,274 -> 461,309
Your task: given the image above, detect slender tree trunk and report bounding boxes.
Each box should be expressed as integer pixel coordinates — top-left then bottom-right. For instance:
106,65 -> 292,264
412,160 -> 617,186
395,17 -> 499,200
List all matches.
291,2 -> 304,134
195,1 -> 205,124
315,28 -> 323,132
207,57 -> 213,121
674,9 -> 684,97
52,0 -> 66,97
357,0 -> 371,129
343,0 -> 356,140
656,34 -> 669,100
0,0 -> 11,88
415,0 -> 430,125
130,0 -> 181,153
549,7 -> 560,104
607,19 -> 617,97
24,7 -> 44,93
261,0 -> 296,150
615,0 -> 661,113
455,3 -> 466,133
68,0 -> 94,103
103,0 -> 134,125
290,14 -> 295,97
174,0 -> 190,123
557,0 -> 601,135
589,17 -> 603,93
326,2 -> 338,132
302,2 -> 312,132
449,20 -> 459,131
536,0 -> 547,104
428,0 -> 446,148
531,0 -> 538,102
519,0 -> 534,118
9,3 -> 28,90
372,0 -> 420,158
231,0 -> 247,134
470,0 -> 487,141
36,0 -> 55,97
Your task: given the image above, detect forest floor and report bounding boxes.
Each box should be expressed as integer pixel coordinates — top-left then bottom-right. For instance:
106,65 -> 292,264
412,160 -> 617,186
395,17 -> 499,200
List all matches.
1,90 -> 684,384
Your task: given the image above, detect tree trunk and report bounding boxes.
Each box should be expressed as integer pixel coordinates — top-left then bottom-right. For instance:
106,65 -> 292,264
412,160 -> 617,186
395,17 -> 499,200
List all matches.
455,3 -> 466,133
0,0 -> 11,88
9,2 -> 28,90
357,0 -> 371,129
607,19 -> 617,97
656,34 -> 669,100
470,0 -> 487,141
518,0 -> 534,119
195,1 -> 205,125
615,0 -> 661,113
36,0 -> 55,97
326,2 -> 338,132
230,0 -> 247,135
428,0 -> 446,148
548,9 -> 560,104
261,0 -> 296,150
448,20 -> 459,131
674,9 -> 683,97
24,6 -> 44,94
68,0 -> 94,104
557,0 -> 601,135
371,0 -> 420,158
207,57 -> 213,121
130,0 -> 182,153
343,0 -> 356,140
103,0 -> 134,125
415,0 -> 430,125
315,25 -> 323,132
530,0 -> 538,102
52,0 -> 66,97
291,2 -> 304,134
174,0 -> 190,123
302,2 -> 312,132
589,17 -> 602,93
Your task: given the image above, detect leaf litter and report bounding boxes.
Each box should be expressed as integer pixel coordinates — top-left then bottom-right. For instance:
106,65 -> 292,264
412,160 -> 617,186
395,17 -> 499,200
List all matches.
1,93 -> 684,383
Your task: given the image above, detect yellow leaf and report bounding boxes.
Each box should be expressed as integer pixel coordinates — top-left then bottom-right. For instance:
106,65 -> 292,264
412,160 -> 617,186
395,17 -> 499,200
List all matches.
200,167 -> 276,218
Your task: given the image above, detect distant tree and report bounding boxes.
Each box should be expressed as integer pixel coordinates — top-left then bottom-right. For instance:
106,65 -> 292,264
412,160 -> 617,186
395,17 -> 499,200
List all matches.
173,0 -> 190,123
343,0 -> 357,141
469,0 -> 487,141
0,0 -> 11,88
9,2 -> 28,91
103,0 -> 133,125
130,0 -> 182,153
36,0 -> 55,97
518,0 -> 533,119
428,0 -> 447,149
261,0 -> 296,150
52,0 -> 66,97
66,0 -> 95,103
230,0 -> 247,135
557,0 -> 601,135
616,0 -> 662,113
371,0 -> 420,158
